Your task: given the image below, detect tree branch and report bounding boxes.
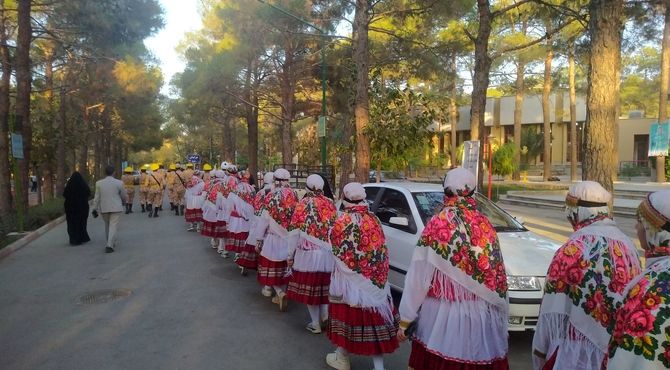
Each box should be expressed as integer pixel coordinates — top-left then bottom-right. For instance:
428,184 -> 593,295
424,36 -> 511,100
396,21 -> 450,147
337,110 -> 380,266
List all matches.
491,18 -> 576,59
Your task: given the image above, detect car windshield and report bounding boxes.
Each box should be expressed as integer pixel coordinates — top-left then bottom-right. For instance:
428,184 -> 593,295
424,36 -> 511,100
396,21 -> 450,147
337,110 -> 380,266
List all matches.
412,192 -> 526,232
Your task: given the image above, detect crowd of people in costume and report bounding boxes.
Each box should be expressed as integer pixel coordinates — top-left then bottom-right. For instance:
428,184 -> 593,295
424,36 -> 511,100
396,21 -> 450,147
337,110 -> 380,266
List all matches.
120,160 -> 670,370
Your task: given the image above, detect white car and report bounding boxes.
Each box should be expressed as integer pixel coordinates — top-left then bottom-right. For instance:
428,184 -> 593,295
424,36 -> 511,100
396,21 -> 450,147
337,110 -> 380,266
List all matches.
360,182 -> 560,331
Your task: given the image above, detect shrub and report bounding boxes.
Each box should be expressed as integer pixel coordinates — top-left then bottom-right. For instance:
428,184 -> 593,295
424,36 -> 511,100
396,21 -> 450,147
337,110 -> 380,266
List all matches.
492,142 -> 518,178
0,197 -> 64,249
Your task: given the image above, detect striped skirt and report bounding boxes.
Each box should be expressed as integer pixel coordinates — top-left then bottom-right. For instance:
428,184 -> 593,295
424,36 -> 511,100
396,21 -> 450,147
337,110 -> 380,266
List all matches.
327,302 -> 399,356
201,220 -> 226,238
257,255 -> 288,286
225,232 -> 248,253
287,270 -> 330,305
184,208 -> 202,223
236,244 -> 258,270
409,340 -> 509,370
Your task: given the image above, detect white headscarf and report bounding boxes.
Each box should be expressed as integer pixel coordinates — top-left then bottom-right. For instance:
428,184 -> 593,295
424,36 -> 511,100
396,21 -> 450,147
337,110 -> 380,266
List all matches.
306,174 -> 324,191
565,181 -> 611,230
342,182 -> 366,207
273,168 -> 291,187
443,167 -> 476,197
638,189 -> 670,260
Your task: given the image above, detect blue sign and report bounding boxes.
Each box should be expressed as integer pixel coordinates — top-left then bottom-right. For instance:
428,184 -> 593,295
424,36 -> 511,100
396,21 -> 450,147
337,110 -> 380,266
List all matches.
11,133 -> 23,159
649,122 -> 670,157
187,154 -> 201,163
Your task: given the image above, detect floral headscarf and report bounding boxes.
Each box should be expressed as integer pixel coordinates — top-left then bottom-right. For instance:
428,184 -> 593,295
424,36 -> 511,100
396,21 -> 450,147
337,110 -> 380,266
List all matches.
205,179 -> 223,203
564,181 -> 611,231
234,179 -> 256,205
263,185 -> 298,230
330,203 -> 389,289
288,191 -> 337,243
418,195 -> 508,301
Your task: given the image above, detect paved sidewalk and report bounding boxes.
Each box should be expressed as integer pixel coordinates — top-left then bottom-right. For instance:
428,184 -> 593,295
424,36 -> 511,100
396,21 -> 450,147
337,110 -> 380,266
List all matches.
0,197 -> 532,370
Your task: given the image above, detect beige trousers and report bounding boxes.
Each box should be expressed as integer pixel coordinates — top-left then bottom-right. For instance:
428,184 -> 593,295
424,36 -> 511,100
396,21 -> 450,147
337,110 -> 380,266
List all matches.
102,212 -> 121,249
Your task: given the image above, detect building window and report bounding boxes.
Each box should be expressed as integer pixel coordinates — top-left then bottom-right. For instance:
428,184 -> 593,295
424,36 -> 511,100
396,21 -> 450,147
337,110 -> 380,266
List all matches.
633,134 -> 649,164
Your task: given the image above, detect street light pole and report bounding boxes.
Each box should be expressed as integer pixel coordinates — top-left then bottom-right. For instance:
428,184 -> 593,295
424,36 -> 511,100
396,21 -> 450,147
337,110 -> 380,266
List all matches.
257,0 -> 328,170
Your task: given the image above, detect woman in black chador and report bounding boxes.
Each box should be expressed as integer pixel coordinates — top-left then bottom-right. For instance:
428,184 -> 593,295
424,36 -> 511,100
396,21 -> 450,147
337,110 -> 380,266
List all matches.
63,171 -> 91,245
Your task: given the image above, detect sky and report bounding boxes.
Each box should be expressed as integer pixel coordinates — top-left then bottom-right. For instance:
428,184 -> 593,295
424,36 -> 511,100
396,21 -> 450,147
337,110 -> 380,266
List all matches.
144,0 -> 203,96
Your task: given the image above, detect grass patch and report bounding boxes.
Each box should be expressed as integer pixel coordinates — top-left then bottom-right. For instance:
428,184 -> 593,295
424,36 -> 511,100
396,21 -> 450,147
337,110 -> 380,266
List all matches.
0,197 -> 65,250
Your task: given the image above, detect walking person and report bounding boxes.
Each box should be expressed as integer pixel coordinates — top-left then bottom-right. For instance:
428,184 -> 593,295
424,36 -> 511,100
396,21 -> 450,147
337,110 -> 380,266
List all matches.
63,171 -> 91,246
286,174 -> 338,334
170,164 -> 187,216
223,170 -> 255,256
92,165 -> 128,253
121,166 -> 135,214
144,163 -> 165,218
139,165 -> 149,212
397,167 -> 510,370
325,182 -> 398,370
237,171 -> 274,275
253,168 -> 298,311
606,190 -> 670,369
201,170 -> 226,248
532,181 -> 641,370
185,171 -> 205,232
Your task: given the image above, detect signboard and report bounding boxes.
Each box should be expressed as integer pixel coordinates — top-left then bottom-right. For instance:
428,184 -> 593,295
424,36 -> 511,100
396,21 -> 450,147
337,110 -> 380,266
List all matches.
649,122 -> 670,157
317,116 -> 326,138
121,161 -> 128,172
187,154 -> 201,163
11,133 -> 23,159
462,140 -> 480,185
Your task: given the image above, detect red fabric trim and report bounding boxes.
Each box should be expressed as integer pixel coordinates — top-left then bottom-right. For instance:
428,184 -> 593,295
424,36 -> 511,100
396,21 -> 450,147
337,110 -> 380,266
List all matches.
327,302 -> 399,356
287,270 -> 330,305
409,339 -> 509,370
184,209 -> 202,222
236,244 -> 258,269
200,220 -> 227,238
225,232 -> 249,252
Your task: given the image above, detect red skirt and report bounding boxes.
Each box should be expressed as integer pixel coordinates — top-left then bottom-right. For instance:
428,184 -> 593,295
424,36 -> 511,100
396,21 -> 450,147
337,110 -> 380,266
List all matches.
287,270 -> 331,305
184,208 -> 202,223
257,255 -> 288,286
409,340 -> 509,370
225,232 -> 249,253
236,244 -> 258,270
201,220 -> 226,238
327,302 -> 399,356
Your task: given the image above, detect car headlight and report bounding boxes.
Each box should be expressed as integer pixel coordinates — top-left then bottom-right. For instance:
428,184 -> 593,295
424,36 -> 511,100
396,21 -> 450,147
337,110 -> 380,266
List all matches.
507,276 -> 542,291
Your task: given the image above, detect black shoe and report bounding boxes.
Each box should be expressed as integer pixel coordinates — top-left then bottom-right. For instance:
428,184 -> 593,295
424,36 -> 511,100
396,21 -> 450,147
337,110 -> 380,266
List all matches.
141,204 -> 145,213
147,204 -> 153,213
170,203 -> 175,211
153,208 -> 159,218
105,247 -> 114,253
179,205 -> 185,216
125,205 -> 130,214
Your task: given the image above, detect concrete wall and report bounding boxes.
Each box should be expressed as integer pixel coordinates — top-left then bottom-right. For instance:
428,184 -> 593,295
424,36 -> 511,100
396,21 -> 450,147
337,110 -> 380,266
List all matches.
617,118 -> 656,163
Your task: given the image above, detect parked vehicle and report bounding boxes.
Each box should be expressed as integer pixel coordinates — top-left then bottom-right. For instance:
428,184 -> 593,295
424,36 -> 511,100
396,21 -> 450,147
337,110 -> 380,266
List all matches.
359,182 -> 560,331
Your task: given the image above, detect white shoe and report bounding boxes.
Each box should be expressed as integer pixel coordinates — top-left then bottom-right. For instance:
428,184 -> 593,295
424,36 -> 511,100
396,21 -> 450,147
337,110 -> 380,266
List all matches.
210,239 -> 217,248
306,322 -> 322,334
277,292 -> 287,312
326,352 -> 350,370
261,286 -> 273,297
220,251 -> 229,258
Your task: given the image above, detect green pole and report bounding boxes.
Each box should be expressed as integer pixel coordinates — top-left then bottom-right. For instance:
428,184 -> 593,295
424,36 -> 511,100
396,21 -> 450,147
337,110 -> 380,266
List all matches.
320,35 -> 327,171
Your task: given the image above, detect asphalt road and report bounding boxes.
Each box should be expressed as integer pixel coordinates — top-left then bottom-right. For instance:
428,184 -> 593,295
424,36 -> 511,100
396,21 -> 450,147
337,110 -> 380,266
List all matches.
0,198 -> 544,370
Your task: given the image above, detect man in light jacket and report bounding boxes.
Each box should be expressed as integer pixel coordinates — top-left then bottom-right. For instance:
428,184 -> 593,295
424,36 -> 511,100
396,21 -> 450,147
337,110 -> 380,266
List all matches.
93,165 -> 128,253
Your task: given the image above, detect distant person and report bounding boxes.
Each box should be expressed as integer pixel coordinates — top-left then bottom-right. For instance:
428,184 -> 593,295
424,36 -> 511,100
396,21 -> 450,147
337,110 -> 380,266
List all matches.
30,175 -> 37,193
62,171 -> 91,246
532,181 -> 641,370
606,190 -> 670,369
92,165 -> 128,253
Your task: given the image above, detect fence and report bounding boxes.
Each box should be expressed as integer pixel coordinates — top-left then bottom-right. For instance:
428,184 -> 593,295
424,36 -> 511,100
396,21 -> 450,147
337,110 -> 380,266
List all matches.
272,164 -> 336,190
618,160 -> 651,178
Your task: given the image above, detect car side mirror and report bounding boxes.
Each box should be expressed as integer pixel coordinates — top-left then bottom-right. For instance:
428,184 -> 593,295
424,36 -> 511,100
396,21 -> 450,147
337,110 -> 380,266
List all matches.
515,216 -> 525,225
389,216 -> 409,227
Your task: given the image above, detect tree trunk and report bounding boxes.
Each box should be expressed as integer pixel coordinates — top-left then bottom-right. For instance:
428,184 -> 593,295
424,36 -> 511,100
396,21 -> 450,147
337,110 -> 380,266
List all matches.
470,0 -> 493,189
243,60 -> 259,179
656,2 -> 670,182
353,0 -> 371,183
449,53 -> 459,168
584,0 -> 623,192
542,22 -> 553,181
43,45 -> 55,201
15,0 -> 32,212
0,6 -> 12,212
513,57 -> 525,181
338,115 -> 354,193
279,42 -> 295,165
569,41 -> 578,182
220,115 -> 235,161
56,85 -> 67,195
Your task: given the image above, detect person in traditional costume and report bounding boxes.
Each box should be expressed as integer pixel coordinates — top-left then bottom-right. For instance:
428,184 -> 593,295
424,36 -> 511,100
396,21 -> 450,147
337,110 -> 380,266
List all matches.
397,167 -> 509,370
216,162 -> 237,257
532,181 -> 641,370
325,182 -> 398,370
139,165 -> 149,213
605,189 -> 670,369
237,171 -> 275,276
121,166 -> 135,214
185,171 -> 205,232
201,170 -> 226,248
286,174 -> 338,334
252,168 -> 298,311
223,170 -> 255,258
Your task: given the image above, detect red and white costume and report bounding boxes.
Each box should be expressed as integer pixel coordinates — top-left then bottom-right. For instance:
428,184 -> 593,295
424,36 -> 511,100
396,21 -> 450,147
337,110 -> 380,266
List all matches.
287,174 -> 338,332
216,165 -> 239,256
532,181 -> 641,370
237,172 -> 274,271
184,173 -> 205,225
253,168 -> 298,310
325,182 -> 398,370
224,171 -> 255,254
607,190 -> 670,369
399,167 -> 509,370
200,171 -> 226,239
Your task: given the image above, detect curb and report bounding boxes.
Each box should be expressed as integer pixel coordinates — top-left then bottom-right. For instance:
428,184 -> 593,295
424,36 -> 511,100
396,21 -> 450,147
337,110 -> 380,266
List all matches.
0,214 -> 66,261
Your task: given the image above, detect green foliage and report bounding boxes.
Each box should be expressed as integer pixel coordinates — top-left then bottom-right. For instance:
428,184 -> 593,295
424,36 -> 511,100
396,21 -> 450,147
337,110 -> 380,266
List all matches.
520,126 -> 544,169
0,197 -> 65,249
491,142 -> 518,178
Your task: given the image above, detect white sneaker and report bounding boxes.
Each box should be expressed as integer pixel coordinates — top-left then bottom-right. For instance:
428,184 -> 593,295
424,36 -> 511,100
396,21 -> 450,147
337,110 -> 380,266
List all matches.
306,322 -> 322,334
220,251 -> 229,258
210,239 -> 217,248
326,352 -> 350,370
261,286 -> 273,297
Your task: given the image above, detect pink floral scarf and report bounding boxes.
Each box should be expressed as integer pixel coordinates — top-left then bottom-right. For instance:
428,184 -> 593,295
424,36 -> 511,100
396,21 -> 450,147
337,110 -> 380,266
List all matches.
607,257 -> 670,368
263,186 -> 298,230
418,196 -> 507,298
330,204 -> 389,289
288,192 -> 337,243
234,180 -> 256,205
